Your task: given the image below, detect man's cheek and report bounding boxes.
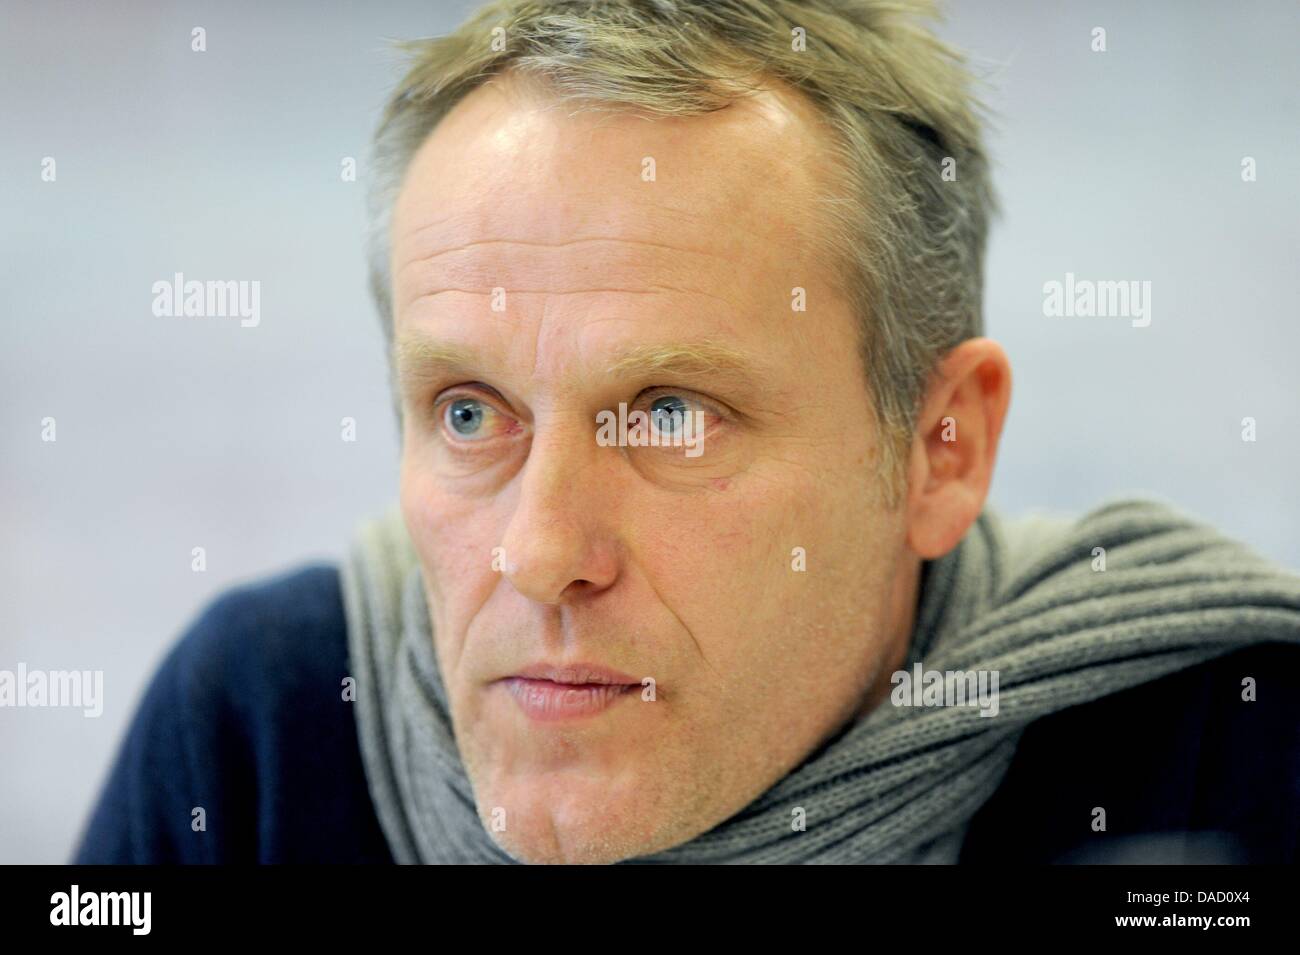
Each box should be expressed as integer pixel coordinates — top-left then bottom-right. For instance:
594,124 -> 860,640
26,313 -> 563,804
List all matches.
637,559 -> 752,682
398,454 -> 436,535
402,499 -> 501,631
701,498 -> 806,607
402,462 -> 490,556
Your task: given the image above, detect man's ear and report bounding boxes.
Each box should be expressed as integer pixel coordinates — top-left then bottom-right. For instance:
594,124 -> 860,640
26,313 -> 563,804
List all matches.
904,337 -> 1012,559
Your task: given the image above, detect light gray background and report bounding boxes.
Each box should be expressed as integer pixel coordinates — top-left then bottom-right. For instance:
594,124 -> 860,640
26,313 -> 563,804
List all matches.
2,0 -> 1296,863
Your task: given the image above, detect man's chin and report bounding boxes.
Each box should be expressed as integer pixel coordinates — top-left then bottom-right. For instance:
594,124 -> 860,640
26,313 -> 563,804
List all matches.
474,778 -> 680,865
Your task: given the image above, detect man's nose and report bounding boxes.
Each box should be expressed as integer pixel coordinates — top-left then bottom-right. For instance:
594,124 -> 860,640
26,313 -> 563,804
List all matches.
498,423 -> 620,605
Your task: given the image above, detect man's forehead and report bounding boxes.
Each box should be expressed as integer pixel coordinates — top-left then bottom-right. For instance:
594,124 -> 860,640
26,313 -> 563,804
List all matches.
390,73 -> 833,283
393,223 -> 743,316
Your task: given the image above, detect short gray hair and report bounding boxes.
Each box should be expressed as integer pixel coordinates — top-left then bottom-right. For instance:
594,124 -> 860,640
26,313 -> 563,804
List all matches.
367,0 -> 996,506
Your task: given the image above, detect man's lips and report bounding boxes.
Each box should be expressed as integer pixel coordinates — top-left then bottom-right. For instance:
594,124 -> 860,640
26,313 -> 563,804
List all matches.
496,663 -> 641,722
508,663 -> 640,685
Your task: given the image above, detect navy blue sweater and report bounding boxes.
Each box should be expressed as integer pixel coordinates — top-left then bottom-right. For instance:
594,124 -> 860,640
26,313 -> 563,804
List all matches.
72,564 -> 1300,864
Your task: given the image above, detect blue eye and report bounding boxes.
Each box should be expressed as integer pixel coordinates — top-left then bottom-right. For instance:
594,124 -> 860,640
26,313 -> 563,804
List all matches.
649,395 -> 691,435
446,398 -> 487,437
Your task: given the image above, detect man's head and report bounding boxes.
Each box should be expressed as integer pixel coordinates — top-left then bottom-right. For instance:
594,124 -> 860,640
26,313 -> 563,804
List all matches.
370,0 -> 1011,863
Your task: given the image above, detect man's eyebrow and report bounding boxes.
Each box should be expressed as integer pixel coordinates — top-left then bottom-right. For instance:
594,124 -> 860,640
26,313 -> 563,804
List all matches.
604,341 -> 767,394
393,336 -> 478,390
393,334 -> 768,396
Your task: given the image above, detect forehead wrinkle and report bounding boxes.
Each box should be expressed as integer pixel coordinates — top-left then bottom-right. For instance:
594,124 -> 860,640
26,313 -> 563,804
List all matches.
394,235 -> 748,317
393,233 -> 736,291
395,227 -> 736,268
402,284 -> 741,318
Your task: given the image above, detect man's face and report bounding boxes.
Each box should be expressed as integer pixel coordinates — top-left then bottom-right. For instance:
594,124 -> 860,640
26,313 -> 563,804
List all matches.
390,73 -> 919,863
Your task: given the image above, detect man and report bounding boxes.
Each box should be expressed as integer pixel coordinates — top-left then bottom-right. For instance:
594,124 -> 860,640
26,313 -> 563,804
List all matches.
75,0 -> 1300,865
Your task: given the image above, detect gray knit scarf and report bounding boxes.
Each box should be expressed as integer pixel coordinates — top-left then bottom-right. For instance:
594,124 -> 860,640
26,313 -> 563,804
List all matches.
340,496 -> 1300,864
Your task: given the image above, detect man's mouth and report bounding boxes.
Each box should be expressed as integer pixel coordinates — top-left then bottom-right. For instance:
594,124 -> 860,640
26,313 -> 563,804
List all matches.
497,663 -> 641,722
